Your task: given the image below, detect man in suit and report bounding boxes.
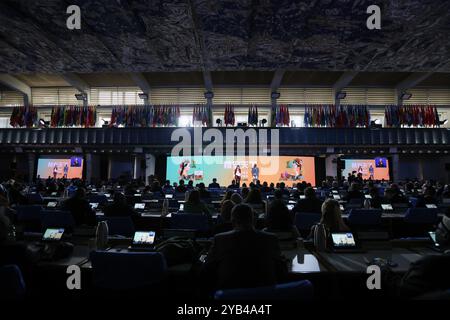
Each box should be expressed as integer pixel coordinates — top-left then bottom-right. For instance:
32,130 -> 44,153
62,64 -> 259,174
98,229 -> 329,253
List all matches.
294,187 -> 323,214
202,204 -> 287,291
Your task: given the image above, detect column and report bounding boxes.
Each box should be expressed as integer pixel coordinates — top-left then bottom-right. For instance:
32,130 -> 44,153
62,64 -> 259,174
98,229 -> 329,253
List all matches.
133,154 -> 141,180
85,153 -> 92,184
27,153 -> 36,183
145,154 -> 156,184
391,154 -> 400,182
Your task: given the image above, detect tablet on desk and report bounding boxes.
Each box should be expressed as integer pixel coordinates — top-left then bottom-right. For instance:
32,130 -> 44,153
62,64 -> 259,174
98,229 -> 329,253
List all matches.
165,194 -> 173,199
132,231 -> 156,246
333,195 -> 341,200
134,193 -> 141,197
287,204 -> 294,211
42,228 -> 65,242
365,195 -> 372,199
381,204 -> 393,211
90,202 -> 99,209
47,201 -> 57,208
425,204 -> 437,209
134,203 -> 146,210
331,232 -> 360,252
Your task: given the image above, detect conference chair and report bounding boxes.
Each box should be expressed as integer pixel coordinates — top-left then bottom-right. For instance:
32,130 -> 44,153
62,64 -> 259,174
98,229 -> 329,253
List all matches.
347,209 -> 383,226
403,208 -> 438,237
88,194 -> 108,205
16,205 -> 43,232
294,212 -> 321,236
214,280 -> 314,300
171,212 -> 210,232
89,251 -> 167,295
26,193 -> 44,204
100,216 -> 135,237
41,210 -> 76,231
0,265 -> 26,300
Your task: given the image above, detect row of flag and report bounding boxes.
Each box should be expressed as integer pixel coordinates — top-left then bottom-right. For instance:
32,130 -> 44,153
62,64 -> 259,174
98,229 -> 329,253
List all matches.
224,105 -> 236,126
385,105 -> 440,127
304,105 -> 370,128
50,106 -> 96,127
247,105 -> 259,126
110,105 -> 180,127
9,105 -> 38,128
192,105 -> 212,126
271,104 -> 290,126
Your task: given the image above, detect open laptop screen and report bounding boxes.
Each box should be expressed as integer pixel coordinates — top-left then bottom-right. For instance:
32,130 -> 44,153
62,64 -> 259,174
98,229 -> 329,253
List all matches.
331,232 -> 356,248
133,231 -> 156,245
134,203 -> 145,210
42,228 -> 65,241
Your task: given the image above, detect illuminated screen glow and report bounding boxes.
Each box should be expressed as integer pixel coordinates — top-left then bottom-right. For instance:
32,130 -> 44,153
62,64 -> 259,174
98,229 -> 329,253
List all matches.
166,156 -> 316,186
341,158 -> 390,180
37,156 -> 84,179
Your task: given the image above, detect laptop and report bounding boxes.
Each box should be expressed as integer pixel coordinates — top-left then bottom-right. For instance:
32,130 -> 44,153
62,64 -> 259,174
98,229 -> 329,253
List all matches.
90,202 -> 99,210
47,201 -> 58,208
333,195 -> 341,200
165,194 -> 173,199
381,204 -> 393,211
330,232 -> 364,253
428,231 -> 442,251
287,204 -> 294,211
425,204 -> 437,209
179,203 -> 184,212
299,195 -> 306,199
134,203 -> 146,210
365,195 -> 372,199
42,228 -> 65,242
128,231 -> 156,251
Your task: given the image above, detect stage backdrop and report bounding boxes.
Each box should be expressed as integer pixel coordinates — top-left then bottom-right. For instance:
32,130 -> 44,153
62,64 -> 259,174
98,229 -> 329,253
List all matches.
166,156 -> 316,186
36,156 -> 84,179
341,158 -> 390,180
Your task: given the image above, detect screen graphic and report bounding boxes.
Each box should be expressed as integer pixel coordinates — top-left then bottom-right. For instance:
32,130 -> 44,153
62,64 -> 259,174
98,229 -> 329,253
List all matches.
341,158 -> 390,180
37,156 -> 84,179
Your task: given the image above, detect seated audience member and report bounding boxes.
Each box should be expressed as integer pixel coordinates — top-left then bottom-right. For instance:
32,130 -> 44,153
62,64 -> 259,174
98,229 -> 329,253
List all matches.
103,192 -> 136,217
208,178 -> 220,189
244,188 -> 264,205
141,186 -> 153,200
436,209 -> 450,247
265,199 -> 300,239
176,180 -> 187,193
186,180 -> 194,190
241,187 -> 249,200
124,184 -> 138,196
368,187 -> 382,209
415,186 -> 438,207
61,188 -> 96,226
260,181 -> 270,193
278,182 -> 290,197
0,213 -> 39,285
0,194 -> 15,221
213,200 -> 234,235
221,190 -> 232,204
202,204 -> 287,290
183,190 -> 210,216
197,183 -> 210,199
269,183 -> 275,192
344,183 -> 364,201
150,180 -> 163,194
383,187 -> 407,204
315,199 -> 349,234
227,180 -> 238,189
230,193 -> 243,205
162,180 -> 174,194
294,187 -> 323,214
290,182 -> 305,199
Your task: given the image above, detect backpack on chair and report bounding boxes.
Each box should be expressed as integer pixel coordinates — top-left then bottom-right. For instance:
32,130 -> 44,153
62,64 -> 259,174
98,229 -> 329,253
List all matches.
311,223 -> 328,252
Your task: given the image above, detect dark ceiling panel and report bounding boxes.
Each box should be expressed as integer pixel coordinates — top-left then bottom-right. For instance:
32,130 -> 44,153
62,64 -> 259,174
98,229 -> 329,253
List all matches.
281,71 -> 342,86
144,72 -> 204,86
0,1 -> 449,73
419,73 -> 450,86
211,71 -> 273,85
349,72 -> 412,86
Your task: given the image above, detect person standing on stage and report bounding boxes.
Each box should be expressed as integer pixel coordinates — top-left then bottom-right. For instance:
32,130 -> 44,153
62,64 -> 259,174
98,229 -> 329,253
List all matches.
63,164 -> 69,179
53,164 -> 58,179
234,165 -> 242,186
251,163 -> 259,184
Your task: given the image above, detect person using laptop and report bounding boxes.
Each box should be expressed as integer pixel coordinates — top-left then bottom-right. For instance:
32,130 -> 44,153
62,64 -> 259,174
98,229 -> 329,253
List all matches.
183,190 -> 211,217
61,187 -> 96,226
313,199 -> 349,235
293,187 -> 323,214
213,200 -> 234,235
103,192 -> 137,217
0,213 -> 39,286
201,204 -> 287,292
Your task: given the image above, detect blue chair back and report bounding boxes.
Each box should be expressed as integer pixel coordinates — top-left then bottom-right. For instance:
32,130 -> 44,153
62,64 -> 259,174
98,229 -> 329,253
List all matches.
88,194 -> 108,205
16,205 -> 43,222
41,210 -> 76,230
0,265 -> 26,299
90,251 -> 167,290
26,193 -> 44,204
215,280 -> 313,300
348,209 -> 382,225
171,213 -> 210,231
404,208 -> 438,224
294,212 -> 320,231
103,216 -> 135,237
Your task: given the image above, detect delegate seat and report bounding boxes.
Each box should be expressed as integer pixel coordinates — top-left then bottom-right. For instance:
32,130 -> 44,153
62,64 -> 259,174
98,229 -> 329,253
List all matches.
0,265 -> 26,300
171,212 -> 210,232
214,280 -> 313,300
100,216 -> 135,237
41,210 -> 76,231
294,212 -> 320,236
347,209 -> 383,226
